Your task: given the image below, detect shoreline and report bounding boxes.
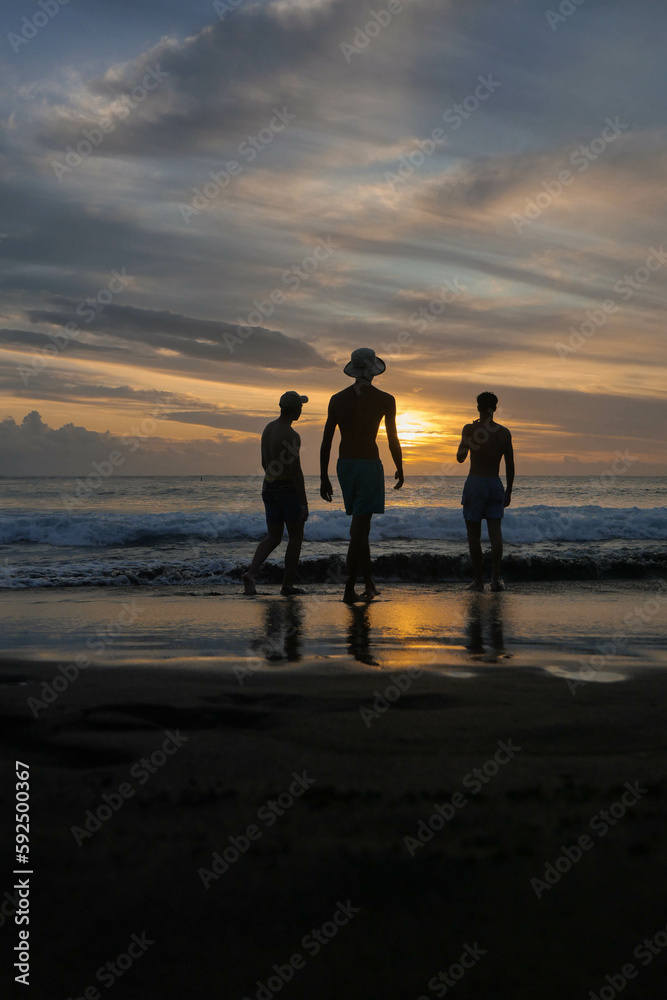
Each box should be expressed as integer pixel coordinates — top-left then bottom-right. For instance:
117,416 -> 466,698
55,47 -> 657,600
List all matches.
2,541 -> 666,590
1,580 -> 666,671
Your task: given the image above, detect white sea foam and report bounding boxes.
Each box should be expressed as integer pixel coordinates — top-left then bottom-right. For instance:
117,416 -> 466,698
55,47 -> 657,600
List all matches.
0,505 -> 666,548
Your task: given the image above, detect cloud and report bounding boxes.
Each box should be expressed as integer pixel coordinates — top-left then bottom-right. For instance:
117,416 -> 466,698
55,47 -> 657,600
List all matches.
159,409 -> 268,432
19,300 -> 333,371
0,410 -> 260,476
0,365 -> 220,408
29,0 -> 431,161
1,0 -> 666,473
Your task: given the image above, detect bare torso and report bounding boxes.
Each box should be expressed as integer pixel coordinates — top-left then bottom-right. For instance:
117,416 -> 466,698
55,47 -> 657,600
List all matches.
261,419 -> 300,478
462,419 -> 511,476
329,384 -> 394,459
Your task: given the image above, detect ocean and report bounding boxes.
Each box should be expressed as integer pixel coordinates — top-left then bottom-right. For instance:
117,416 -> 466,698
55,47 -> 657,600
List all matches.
0,475 -> 665,590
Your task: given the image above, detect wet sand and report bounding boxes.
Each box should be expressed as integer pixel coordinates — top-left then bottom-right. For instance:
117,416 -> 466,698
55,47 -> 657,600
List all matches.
3,635 -> 667,999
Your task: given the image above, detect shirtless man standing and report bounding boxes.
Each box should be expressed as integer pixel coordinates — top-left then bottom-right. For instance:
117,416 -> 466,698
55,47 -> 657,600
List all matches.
320,348 -> 404,604
243,391 -> 309,597
456,391 -> 514,592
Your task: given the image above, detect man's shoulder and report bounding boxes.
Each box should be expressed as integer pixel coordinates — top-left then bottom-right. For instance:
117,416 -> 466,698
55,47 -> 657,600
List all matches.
330,384 -> 394,407
491,422 -> 512,444
282,421 -> 300,441
373,386 -> 396,405
327,388 -> 348,414
330,387 -> 349,401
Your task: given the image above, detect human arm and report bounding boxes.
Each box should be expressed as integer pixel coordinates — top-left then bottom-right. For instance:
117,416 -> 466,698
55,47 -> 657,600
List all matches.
385,397 -> 404,489
503,432 -> 515,507
319,399 -> 337,502
289,434 -> 309,519
456,424 -> 472,464
260,427 -> 268,473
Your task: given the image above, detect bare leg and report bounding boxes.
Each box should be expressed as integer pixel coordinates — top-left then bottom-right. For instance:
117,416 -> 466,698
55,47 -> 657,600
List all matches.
465,519 -> 485,591
487,518 -> 505,590
243,523 -> 283,594
282,520 -> 305,595
344,514 -> 371,603
360,517 -> 379,599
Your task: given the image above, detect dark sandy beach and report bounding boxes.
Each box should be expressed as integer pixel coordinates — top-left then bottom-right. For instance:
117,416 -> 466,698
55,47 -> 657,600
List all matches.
2,0 -> 667,989
3,599 -> 667,1000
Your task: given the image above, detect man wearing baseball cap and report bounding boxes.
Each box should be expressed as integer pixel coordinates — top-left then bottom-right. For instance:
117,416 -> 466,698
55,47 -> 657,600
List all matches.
320,348 -> 404,603
243,391 -> 309,596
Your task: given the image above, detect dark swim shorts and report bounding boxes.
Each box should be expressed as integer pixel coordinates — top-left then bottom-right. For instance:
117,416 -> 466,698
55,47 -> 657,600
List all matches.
262,480 -> 303,524
336,458 -> 385,516
461,475 -> 506,522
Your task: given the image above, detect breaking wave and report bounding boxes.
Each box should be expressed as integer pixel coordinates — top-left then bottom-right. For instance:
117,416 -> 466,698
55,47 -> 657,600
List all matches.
1,505 -> 666,548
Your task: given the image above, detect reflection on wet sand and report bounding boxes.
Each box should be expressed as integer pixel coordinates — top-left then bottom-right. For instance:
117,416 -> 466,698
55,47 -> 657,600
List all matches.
253,598 -> 304,663
347,604 -> 379,666
465,593 -> 510,662
248,591 -> 512,669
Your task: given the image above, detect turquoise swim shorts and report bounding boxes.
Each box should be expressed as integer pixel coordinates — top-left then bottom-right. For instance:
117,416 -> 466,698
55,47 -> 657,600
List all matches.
336,459 -> 385,516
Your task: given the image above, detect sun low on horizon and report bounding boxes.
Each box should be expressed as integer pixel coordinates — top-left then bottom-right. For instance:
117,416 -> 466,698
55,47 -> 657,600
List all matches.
1,0 -> 666,477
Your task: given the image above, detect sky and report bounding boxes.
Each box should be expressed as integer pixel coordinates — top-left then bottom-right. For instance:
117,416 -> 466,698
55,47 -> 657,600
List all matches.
1,0 -> 666,475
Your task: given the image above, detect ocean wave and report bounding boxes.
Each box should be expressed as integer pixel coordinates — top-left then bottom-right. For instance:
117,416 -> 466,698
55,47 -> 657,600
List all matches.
0,505 -> 666,548
1,548 -> 666,589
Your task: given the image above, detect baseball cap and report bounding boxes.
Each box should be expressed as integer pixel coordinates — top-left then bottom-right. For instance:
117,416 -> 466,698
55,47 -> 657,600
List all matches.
279,391 -> 309,409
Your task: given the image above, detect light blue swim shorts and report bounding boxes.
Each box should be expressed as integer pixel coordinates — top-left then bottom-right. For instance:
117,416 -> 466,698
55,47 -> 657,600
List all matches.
337,459 -> 385,516
461,475 -> 505,522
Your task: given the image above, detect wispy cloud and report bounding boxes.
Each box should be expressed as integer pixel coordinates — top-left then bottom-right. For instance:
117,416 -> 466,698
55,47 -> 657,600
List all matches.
0,0 -> 665,472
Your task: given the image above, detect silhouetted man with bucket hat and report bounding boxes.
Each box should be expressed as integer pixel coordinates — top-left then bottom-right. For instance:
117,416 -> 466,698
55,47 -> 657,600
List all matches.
320,348 -> 404,603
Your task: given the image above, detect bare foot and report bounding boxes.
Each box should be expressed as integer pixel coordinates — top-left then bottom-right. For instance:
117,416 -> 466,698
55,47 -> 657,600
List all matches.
242,572 -> 257,596
281,586 -> 306,596
361,583 -> 380,601
466,581 -> 485,592
343,584 -> 364,604
490,579 -> 506,592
